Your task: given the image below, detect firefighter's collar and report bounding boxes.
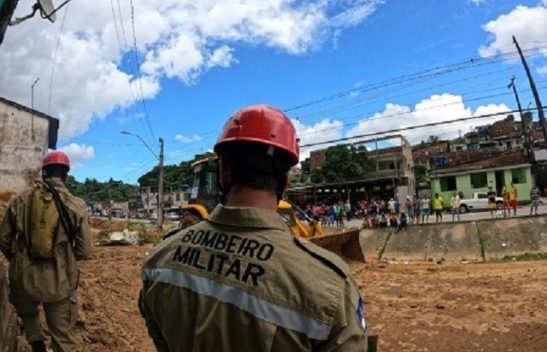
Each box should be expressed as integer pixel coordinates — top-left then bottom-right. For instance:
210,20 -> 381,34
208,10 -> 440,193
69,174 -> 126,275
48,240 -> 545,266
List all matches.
43,177 -> 66,189
207,204 -> 287,231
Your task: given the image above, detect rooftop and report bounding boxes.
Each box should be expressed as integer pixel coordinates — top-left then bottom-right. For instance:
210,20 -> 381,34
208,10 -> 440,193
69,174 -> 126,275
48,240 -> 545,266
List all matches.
0,96 -> 59,149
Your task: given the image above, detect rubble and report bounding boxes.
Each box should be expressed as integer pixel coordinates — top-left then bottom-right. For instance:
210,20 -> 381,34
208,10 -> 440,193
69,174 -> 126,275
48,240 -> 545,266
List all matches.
97,230 -> 142,246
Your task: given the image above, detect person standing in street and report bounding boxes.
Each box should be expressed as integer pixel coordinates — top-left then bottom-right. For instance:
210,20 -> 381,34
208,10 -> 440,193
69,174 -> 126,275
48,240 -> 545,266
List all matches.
0,151 -> 92,352
344,199 -> 352,221
487,186 -> 497,219
509,182 -> 518,216
433,193 -> 444,223
501,184 -> 511,217
139,105 -> 368,352
421,195 -> 431,224
450,192 -> 461,222
530,185 -> 541,216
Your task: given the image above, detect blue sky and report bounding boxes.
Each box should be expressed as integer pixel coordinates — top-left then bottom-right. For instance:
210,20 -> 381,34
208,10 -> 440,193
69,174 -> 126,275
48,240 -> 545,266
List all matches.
2,0 -> 546,183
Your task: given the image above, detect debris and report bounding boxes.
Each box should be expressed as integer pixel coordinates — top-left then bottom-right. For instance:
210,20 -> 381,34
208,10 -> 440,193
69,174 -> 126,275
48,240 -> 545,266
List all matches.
435,304 -> 445,310
99,229 -> 141,246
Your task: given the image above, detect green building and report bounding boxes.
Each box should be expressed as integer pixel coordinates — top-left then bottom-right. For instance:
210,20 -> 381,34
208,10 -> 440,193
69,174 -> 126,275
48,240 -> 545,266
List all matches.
430,151 -> 533,206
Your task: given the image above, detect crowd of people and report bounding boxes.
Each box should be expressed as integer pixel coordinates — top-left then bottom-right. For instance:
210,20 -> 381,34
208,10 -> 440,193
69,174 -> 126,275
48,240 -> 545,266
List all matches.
303,184 -> 545,233
304,194 -> 449,234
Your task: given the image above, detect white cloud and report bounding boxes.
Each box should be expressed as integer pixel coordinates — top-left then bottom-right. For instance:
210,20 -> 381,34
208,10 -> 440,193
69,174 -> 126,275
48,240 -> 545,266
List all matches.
478,3 -> 547,69
0,0 -> 382,138
292,118 -> 344,160
292,93 -> 512,161
345,93 -> 510,144
175,134 -> 202,143
59,143 -> 95,167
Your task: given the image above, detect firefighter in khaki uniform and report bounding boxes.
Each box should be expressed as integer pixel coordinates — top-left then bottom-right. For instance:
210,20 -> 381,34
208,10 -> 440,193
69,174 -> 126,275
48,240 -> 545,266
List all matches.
0,151 -> 92,352
140,105 -> 368,351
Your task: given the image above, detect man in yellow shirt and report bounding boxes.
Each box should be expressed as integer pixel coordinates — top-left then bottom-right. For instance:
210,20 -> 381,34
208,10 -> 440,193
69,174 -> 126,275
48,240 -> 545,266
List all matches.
433,193 -> 444,223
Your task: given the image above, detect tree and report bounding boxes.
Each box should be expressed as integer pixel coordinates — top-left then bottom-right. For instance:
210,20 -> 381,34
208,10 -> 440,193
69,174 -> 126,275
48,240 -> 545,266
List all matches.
313,145 -> 374,183
300,158 -> 311,175
414,164 -> 429,186
427,135 -> 439,143
65,177 -> 137,203
138,151 -> 214,187
310,168 -> 324,183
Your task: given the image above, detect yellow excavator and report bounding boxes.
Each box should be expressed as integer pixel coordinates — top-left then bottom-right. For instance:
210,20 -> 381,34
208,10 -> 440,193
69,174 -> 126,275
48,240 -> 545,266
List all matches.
179,157 -> 365,263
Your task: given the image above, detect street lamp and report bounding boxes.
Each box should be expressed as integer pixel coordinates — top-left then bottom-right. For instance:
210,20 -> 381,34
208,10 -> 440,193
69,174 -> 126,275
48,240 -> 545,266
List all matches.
121,130 -> 165,230
31,76 -> 40,141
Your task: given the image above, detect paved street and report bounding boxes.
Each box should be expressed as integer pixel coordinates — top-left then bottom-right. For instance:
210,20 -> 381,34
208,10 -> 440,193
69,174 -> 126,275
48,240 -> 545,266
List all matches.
342,202 -> 547,229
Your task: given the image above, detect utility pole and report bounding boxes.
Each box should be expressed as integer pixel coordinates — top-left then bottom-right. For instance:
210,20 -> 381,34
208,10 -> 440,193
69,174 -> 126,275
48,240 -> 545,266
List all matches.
120,130 -> 164,230
508,76 -> 530,149
157,137 -> 165,230
513,35 -> 547,148
509,76 -> 536,182
31,77 -> 40,141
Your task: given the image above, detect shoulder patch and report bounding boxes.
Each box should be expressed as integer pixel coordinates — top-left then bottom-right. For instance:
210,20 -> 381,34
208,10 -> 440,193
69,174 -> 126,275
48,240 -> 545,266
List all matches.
293,237 -> 348,279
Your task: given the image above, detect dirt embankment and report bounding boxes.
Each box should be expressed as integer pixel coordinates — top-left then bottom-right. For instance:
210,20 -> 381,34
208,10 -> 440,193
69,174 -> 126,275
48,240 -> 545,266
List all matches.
8,216 -> 547,352
356,260 -> 547,352
75,245 -> 155,352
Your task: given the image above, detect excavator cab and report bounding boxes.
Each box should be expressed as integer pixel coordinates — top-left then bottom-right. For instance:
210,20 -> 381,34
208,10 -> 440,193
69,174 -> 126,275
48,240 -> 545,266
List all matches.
179,157 -> 365,263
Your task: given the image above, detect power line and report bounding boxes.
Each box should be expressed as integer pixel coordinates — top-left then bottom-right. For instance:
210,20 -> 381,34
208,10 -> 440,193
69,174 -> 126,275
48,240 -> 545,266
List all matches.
129,0 -> 156,142
110,0 -> 122,51
107,0 -> 152,144
299,106 -> 547,148
116,0 -> 130,50
296,66 -> 518,120
296,89 -> 514,139
284,45 -> 547,114
47,3 -> 70,113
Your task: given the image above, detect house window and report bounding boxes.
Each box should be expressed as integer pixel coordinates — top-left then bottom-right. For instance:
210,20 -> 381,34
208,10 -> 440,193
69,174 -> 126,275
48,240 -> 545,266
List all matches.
511,168 -> 527,184
470,172 -> 488,189
440,176 -> 457,192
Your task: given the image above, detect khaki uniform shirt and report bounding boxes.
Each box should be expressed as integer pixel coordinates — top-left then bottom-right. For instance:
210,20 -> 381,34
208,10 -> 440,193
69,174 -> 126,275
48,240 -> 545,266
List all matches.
140,205 -> 367,352
0,177 -> 92,304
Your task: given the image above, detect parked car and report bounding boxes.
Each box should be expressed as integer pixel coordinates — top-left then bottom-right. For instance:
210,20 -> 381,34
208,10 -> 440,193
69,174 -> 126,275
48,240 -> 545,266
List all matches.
165,210 -> 182,221
459,192 -> 504,213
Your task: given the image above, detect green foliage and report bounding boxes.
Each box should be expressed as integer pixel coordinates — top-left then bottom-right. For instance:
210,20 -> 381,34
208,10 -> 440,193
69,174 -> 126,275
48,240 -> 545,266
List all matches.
137,151 -> 214,187
312,145 -> 374,183
310,168 -> 324,183
414,164 -> 429,185
300,158 -> 311,175
65,176 -> 137,202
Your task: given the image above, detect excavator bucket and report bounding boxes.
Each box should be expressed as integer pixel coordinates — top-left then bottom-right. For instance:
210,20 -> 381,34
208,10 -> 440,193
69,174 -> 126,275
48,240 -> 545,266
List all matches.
310,228 -> 365,263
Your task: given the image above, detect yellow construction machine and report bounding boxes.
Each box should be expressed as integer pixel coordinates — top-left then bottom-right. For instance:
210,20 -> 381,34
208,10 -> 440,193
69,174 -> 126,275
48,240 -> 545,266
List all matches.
178,157 -> 365,262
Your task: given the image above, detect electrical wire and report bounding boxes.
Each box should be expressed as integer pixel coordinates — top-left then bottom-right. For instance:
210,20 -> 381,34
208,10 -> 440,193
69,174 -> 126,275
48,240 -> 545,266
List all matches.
299,106 -> 547,148
129,0 -> 156,142
284,45 -> 547,114
47,3 -> 69,114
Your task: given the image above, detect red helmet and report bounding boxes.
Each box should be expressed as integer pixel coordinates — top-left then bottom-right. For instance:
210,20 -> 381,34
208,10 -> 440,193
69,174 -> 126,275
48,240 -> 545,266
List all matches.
214,105 -> 299,166
43,151 -> 70,170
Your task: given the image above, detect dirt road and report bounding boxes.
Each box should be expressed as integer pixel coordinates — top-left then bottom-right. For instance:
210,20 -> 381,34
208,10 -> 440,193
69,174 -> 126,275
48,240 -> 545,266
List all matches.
60,243 -> 547,352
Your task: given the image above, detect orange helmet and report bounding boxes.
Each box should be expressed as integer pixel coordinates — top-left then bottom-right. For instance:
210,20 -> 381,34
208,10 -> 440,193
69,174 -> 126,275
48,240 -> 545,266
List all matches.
43,151 -> 70,170
214,104 -> 299,166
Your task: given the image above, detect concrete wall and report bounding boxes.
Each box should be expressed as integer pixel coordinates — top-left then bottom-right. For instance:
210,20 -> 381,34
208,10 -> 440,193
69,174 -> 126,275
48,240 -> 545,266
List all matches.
361,216 -> 547,261
0,101 -> 51,193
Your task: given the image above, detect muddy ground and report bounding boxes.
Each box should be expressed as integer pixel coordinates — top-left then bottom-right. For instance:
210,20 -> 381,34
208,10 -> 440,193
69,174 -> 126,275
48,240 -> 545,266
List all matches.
10,217 -> 546,352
